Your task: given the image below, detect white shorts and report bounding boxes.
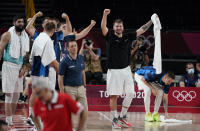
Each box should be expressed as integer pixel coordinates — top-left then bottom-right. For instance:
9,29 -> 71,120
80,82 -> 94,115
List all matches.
106,66 -> 135,95
2,61 -> 23,93
134,73 -> 149,90
48,67 -> 56,90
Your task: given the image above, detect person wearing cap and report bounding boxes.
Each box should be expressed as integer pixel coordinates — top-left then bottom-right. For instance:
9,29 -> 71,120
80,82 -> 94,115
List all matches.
32,79 -> 86,131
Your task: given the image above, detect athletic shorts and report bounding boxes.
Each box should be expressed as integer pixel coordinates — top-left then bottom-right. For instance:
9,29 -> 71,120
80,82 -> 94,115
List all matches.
106,66 -> 135,95
2,61 -> 23,93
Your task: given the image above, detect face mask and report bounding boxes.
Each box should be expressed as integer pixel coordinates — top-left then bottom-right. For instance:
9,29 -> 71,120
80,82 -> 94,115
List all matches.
188,68 -> 194,74
15,26 -> 24,32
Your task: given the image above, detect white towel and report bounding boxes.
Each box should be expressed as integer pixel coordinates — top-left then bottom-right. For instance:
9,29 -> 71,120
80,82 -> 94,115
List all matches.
151,14 -> 162,74
160,115 -> 192,123
8,26 -> 29,59
29,32 -> 52,64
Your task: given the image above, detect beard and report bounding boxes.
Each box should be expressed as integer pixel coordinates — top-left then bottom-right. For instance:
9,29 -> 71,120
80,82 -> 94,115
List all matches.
15,26 -> 24,32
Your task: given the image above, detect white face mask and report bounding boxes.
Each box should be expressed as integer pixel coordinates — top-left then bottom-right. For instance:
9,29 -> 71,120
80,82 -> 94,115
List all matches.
188,68 -> 194,74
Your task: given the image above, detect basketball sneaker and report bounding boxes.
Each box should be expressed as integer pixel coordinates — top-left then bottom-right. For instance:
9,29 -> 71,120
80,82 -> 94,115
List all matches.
145,112 -> 154,122
112,118 -> 122,129
27,116 -> 35,126
118,115 -> 132,128
152,112 -> 161,122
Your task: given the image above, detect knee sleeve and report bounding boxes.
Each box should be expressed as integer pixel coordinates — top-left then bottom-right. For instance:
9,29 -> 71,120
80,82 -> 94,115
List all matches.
5,93 -> 20,103
5,93 -> 12,103
122,93 -> 135,107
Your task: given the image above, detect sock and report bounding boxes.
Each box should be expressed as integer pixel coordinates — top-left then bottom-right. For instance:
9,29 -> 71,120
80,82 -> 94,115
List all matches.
144,88 -> 151,113
6,116 -> 12,124
120,107 -> 128,117
111,110 -> 118,119
29,107 -> 33,117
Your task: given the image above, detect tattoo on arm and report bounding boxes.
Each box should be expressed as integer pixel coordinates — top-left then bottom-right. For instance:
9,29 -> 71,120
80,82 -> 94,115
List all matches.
141,20 -> 152,32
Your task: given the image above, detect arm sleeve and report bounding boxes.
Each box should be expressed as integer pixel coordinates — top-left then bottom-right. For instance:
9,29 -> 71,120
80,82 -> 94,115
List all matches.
41,41 -> 56,67
58,59 -> 67,75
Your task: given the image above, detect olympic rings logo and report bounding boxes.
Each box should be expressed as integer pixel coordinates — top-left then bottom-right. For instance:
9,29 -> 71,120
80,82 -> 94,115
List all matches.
172,90 -> 196,102
132,35 -> 155,49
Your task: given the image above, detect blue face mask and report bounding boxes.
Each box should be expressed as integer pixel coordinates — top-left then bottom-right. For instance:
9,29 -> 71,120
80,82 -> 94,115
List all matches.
188,68 -> 194,74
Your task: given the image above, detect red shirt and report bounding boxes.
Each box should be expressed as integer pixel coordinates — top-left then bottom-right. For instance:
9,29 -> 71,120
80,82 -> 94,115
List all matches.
33,92 -> 83,131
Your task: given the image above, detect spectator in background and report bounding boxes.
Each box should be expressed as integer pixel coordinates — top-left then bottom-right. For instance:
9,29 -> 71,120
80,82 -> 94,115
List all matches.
195,55 -> 200,87
179,63 -> 200,87
79,38 -> 104,85
130,37 -> 149,73
196,54 -> 200,77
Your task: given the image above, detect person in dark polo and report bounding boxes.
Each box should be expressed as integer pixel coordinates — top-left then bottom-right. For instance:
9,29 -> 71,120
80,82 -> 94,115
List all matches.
58,38 -> 87,130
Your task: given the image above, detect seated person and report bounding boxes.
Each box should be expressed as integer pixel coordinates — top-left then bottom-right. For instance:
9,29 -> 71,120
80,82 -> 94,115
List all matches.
79,38 -> 103,85
179,63 -> 200,87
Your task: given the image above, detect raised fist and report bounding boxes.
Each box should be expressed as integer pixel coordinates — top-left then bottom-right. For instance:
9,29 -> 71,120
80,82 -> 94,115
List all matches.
90,20 -> 96,26
61,13 -> 69,19
36,11 -> 43,17
104,9 -> 110,15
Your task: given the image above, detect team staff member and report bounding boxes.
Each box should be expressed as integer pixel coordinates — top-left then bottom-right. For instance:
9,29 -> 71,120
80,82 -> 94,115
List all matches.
33,79 -> 86,131
58,32 -> 96,130
101,9 -> 153,128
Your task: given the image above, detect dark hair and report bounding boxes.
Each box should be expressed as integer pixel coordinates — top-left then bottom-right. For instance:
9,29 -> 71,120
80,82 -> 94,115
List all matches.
13,15 -> 24,22
113,19 -> 123,25
66,38 -> 76,47
42,17 -> 50,24
0,119 -> 7,126
186,62 -> 194,68
166,71 -> 175,79
44,22 -> 56,32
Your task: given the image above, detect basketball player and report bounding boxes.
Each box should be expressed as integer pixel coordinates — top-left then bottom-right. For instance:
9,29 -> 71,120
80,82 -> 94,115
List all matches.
135,67 -> 175,121
101,9 -> 153,128
0,15 -> 30,126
